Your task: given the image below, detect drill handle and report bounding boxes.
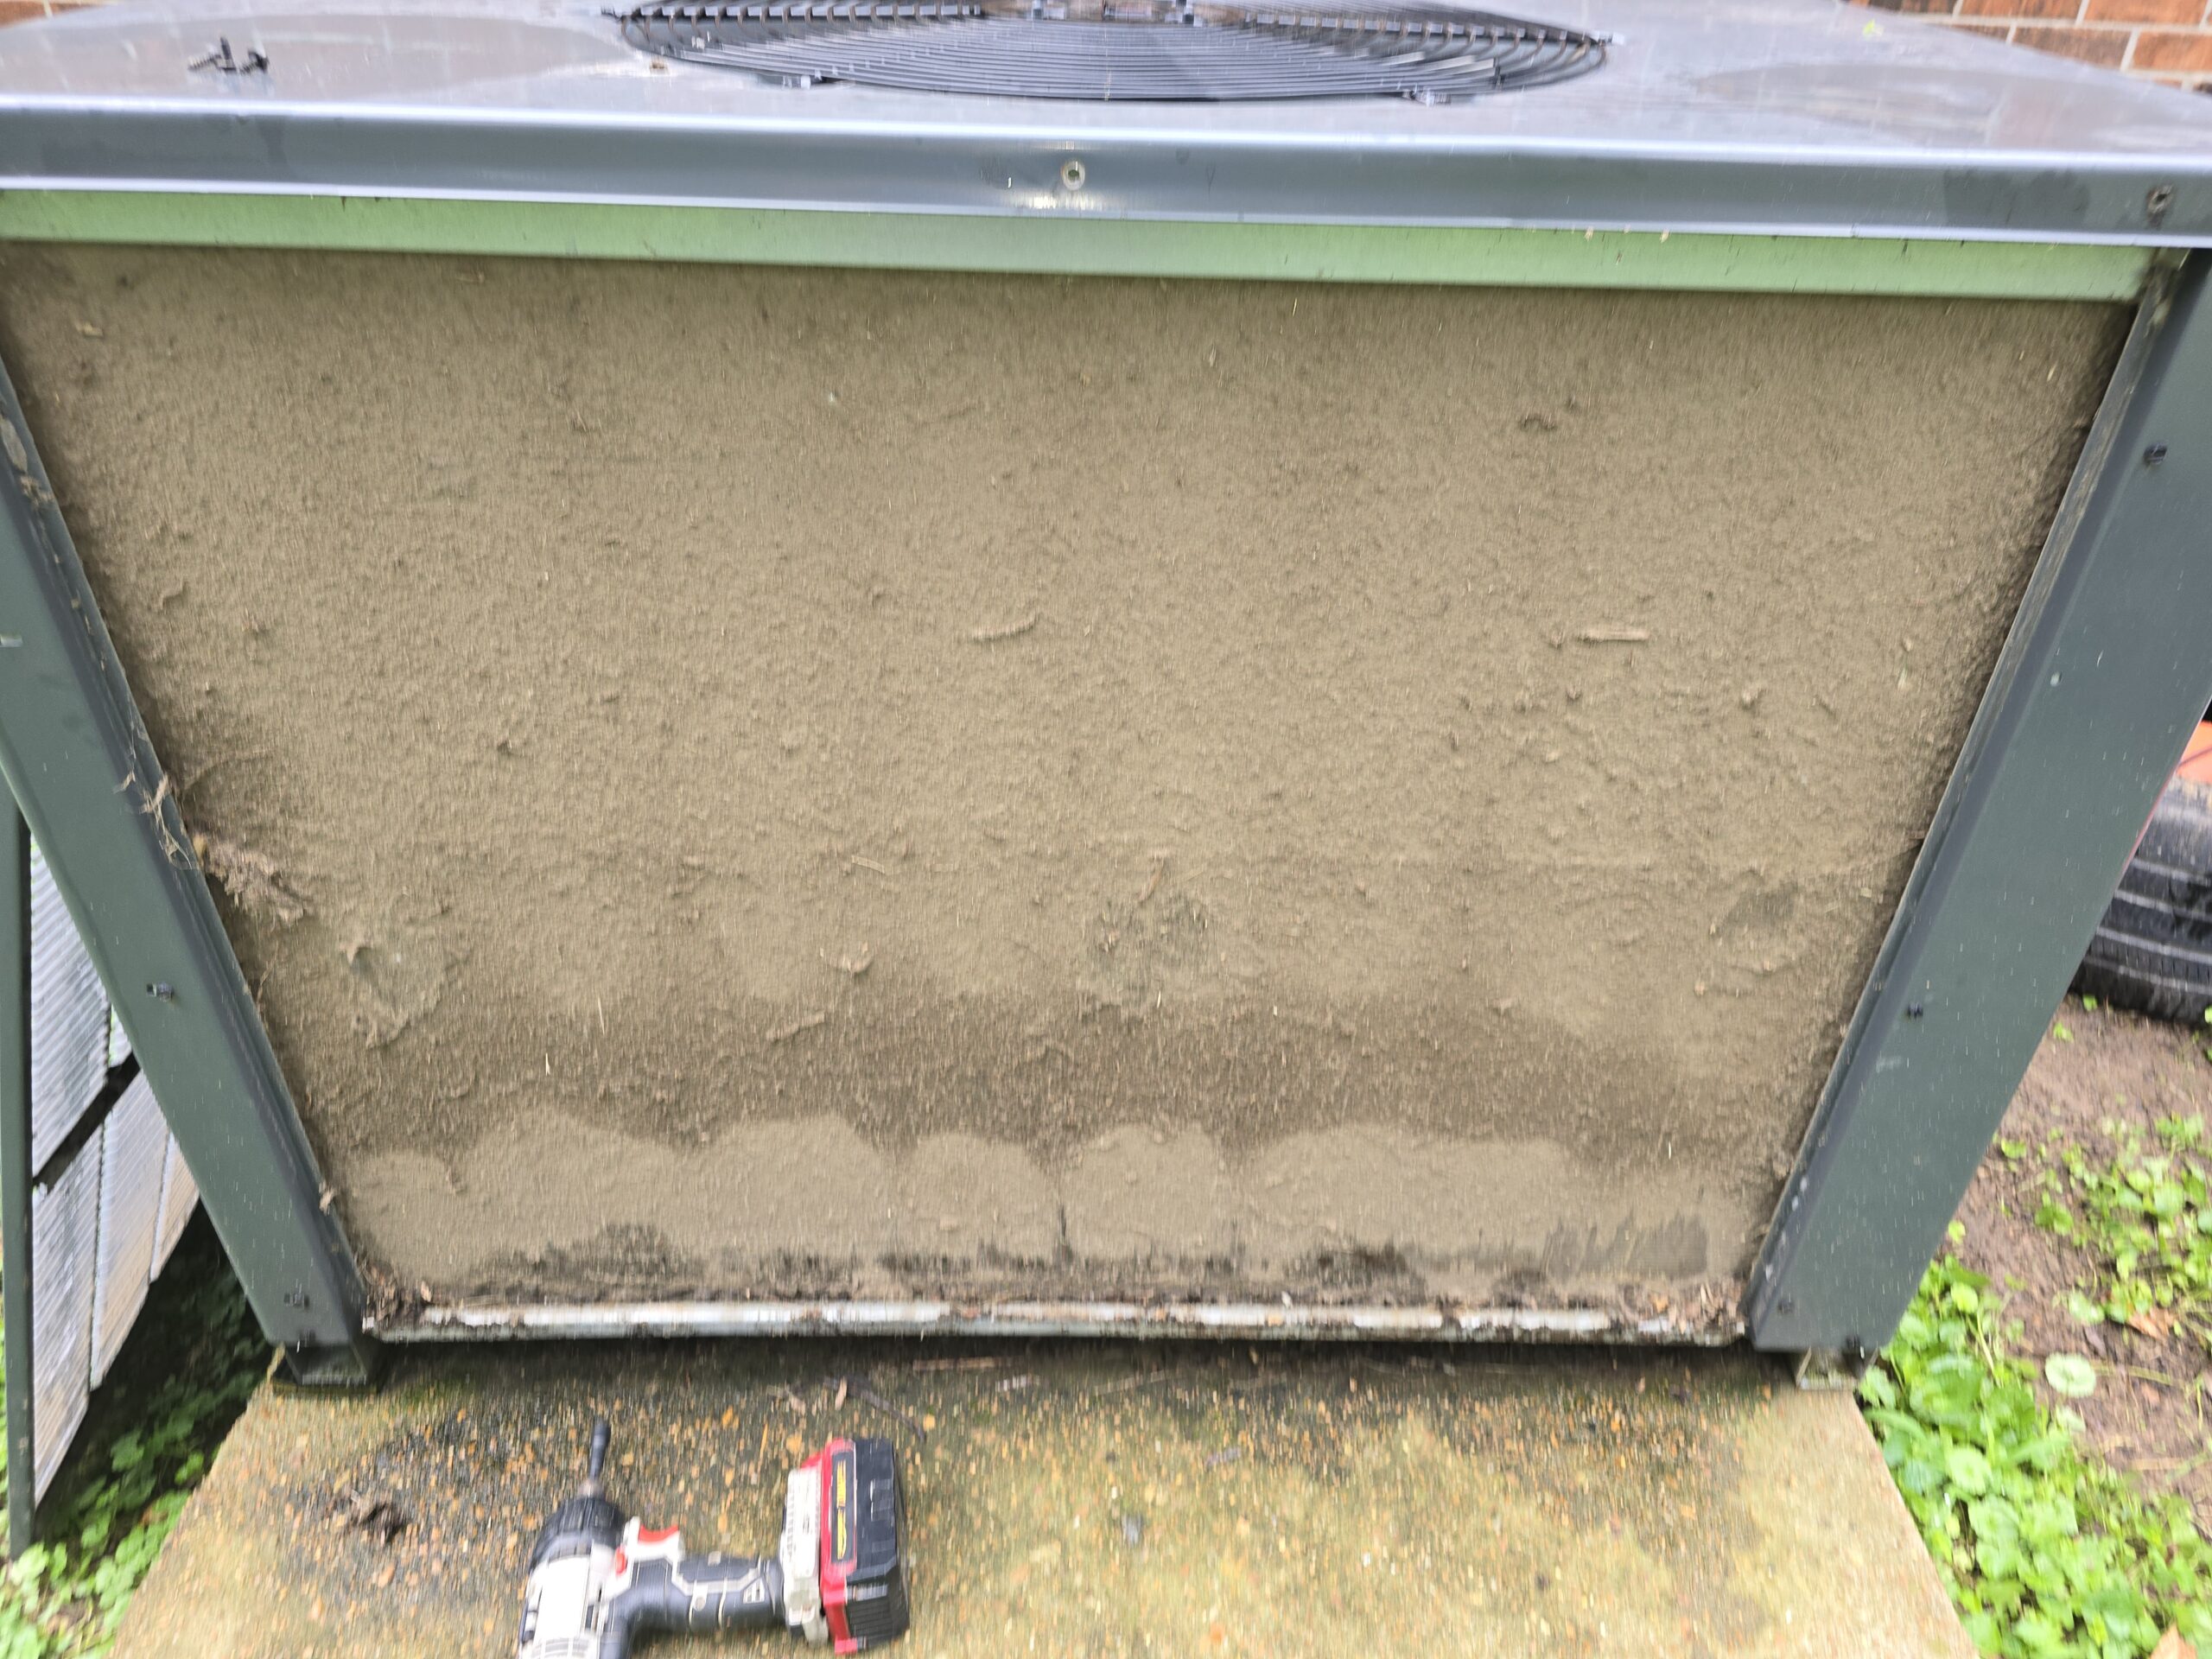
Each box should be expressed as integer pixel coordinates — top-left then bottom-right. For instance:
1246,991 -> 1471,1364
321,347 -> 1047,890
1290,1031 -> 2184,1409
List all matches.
601,1554 -> 785,1659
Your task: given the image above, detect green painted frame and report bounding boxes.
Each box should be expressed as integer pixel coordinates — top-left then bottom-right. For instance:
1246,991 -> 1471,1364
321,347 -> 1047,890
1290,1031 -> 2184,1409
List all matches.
1750,254 -> 2212,1357
0,358 -> 374,1396
0,192 -> 2200,1406
0,192 -> 2158,300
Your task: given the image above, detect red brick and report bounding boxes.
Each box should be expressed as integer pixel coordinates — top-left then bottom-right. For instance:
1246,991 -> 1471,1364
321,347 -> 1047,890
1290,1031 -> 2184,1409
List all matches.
2085,0 -> 2200,21
2014,21 -> 2133,58
1959,0 -> 2082,18
2132,25 -> 2212,66
0,1 -> 50,24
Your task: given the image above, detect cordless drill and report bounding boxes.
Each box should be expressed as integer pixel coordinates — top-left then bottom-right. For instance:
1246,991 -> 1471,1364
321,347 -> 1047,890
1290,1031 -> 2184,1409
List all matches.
516,1419 -> 910,1658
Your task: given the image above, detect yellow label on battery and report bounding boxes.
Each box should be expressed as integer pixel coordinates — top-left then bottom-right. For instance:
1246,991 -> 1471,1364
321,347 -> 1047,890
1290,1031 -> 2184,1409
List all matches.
833,1450 -> 853,1566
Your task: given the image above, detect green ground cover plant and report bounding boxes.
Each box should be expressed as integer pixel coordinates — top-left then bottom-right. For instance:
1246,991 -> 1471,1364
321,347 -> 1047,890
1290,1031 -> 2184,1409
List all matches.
0,1227 -> 263,1657
1863,1238 -> 2212,1657
2036,1115 -> 2212,1354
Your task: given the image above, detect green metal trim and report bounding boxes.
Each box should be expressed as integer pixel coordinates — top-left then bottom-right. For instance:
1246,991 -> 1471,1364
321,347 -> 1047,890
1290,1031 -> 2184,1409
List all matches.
2,803 -> 31,1554
1748,252 -> 2212,1355
0,354 -> 375,1387
0,191 -> 2158,300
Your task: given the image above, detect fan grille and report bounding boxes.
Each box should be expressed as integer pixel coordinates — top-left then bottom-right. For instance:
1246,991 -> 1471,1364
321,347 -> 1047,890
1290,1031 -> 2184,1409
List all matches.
616,3 -> 1605,101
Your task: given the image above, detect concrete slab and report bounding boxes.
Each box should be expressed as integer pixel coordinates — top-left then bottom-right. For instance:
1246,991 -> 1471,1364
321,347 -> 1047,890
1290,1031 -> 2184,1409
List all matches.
118,1343 -> 1967,1659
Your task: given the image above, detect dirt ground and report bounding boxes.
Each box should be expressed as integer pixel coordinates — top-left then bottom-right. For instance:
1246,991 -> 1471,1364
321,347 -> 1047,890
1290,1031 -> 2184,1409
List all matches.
1955,996 -> 2212,1514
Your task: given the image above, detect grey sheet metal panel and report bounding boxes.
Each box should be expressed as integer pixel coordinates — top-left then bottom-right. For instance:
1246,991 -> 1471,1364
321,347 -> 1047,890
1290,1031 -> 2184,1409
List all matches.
0,0 -> 2209,245
29,847 -> 107,1174
149,1130 -> 197,1281
30,1130 -> 96,1502
87,1072 -> 163,1386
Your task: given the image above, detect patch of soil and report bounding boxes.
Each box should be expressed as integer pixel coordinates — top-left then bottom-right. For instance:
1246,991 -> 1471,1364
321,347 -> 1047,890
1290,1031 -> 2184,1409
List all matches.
1955,995 -> 2212,1512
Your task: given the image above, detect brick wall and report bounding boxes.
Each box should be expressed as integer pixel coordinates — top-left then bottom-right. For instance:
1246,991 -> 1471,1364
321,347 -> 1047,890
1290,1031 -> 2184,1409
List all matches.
2,0 -> 2208,93
1858,0 -> 2212,93
0,1 -> 95,24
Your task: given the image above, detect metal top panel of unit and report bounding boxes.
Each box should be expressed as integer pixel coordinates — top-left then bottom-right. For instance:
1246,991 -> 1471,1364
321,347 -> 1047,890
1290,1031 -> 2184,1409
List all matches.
0,0 -> 2209,248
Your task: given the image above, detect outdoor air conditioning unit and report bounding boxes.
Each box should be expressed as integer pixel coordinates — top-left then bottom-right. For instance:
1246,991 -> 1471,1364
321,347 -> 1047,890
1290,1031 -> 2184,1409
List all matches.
0,0 -> 2207,1491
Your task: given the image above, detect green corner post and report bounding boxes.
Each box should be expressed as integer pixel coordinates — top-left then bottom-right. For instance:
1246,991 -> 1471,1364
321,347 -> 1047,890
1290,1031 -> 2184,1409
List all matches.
0,361 -> 374,1388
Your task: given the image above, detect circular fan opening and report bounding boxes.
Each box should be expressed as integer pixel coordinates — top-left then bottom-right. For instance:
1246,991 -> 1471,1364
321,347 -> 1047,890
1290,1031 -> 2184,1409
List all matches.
616,2 -> 1607,102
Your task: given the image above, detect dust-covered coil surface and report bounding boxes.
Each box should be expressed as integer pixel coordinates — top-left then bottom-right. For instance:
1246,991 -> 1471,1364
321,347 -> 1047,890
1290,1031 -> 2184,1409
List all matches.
0,245 -> 2122,1322
615,1 -> 1605,100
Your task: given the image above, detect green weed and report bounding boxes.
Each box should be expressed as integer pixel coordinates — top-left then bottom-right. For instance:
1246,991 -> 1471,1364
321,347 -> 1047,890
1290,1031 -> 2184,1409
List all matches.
2035,1117 -> 2212,1348
1864,1249 -> 2212,1656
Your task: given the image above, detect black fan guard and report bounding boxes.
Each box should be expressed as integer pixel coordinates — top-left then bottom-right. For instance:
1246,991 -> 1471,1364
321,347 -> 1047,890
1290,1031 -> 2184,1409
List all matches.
615,1 -> 1607,102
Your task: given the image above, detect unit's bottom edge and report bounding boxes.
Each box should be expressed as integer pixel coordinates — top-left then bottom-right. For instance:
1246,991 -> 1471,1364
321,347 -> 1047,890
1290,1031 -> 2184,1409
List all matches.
366,1298 -> 1748,1344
